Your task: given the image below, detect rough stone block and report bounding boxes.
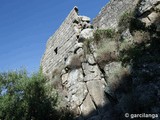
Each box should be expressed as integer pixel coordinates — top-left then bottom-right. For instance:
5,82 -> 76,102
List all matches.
80,94 -> 97,119
86,80 -> 109,113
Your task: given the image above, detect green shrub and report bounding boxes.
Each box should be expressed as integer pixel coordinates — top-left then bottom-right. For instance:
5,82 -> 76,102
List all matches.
119,44 -> 145,66
132,30 -> 150,44
0,69 -> 73,120
119,40 -> 133,51
118,11 -> 134,33
96,41 -> 118,66
93,29 -> 116,44
50,66 -> 64,89
130,18 -> 146,32
66,55 -> 82,70
83,38 -> 91,55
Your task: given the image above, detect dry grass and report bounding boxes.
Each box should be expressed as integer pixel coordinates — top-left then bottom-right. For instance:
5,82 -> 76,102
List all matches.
119,41 -> 133,51
107,65 -> 131,91
67,54 -> 82,69
50,66 -> 64,89
96,41 -> 118,65
93,29 -> 117,47
132,30 -> 150,44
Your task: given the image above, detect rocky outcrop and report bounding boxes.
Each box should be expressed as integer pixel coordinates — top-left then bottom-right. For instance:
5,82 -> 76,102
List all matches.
137,0 -> 160,28
59,15 -> 109,119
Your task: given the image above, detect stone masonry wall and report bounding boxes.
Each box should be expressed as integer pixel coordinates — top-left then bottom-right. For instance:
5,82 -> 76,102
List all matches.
41,6 -> 108,120
41,0 -> 160,119
93,0 -> 139,29
41,7 -> 79,76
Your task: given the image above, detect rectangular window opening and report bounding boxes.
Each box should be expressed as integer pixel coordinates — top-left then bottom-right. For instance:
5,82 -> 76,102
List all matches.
54,47 -> 58,54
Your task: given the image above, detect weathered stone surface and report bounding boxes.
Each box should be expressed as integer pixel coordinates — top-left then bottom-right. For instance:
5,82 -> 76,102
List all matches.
121,29 -> 133,42
120,29 -> 134,51
74,43 -> 84,53
86,54 -> 96,65
93,0 -> 139,29
65,55 -> 74,68
80,94 -> 97,119
68,83 -> 88,108
79,16 -> 91,22
137,0 -> 160,28
148,11 -> 159,22
140,17 -> 151,26
74,25 -> 81,33
66,69 -> 87,108
87,80 -> 109,112
76,48 -> 84,55
82,63 -> 102,81
67,69 -> 84,85
61,69 -> 67,75
61,73 -> 68,84
138,0 -> 160,15
104,62 -> 125,78
41,1 -> 160,119
82,22 -> 92,29
75,48 -> 85,63
104,62 -> 131,94
41,7 -> 79,76
79,28 -> 93,41
155,3 -> 160,10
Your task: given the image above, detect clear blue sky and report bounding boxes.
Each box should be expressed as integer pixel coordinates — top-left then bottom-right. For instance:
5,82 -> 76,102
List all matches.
0,0 -> 109,73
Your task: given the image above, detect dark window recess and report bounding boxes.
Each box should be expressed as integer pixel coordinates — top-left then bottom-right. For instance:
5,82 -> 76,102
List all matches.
54,47 -> 58,54
64,57 -> 67,62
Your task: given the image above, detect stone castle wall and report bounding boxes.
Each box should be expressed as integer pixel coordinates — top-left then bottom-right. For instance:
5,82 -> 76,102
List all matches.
93,0 -> 139,29
41,0 -> 139,77
41,7 -> 79,76
41,0 -> 160,119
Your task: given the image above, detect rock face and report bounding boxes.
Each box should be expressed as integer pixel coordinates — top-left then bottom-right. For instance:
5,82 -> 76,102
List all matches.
41,0 -> 160,120
79,28 -> 93,41
138,0 -> 160,27
41,6 -> 109,120
93,0 -> 139,29
137,0 -> 160,15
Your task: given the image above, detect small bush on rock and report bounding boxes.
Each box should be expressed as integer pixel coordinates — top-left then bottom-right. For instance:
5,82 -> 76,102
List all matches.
94,29 -> 116,44
118,11 -> 134,33
132,30 -> 150,44
83,38 -> 92,55
66,55 -> 82,69
51,66 -> 64,89
96,41 -> 118,65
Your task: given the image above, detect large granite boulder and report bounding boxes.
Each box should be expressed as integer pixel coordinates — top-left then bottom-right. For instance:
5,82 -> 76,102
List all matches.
79,28 -> 94,42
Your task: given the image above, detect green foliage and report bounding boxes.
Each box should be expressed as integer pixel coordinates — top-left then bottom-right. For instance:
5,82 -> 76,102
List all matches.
96,41 -> 118,66
118,11 -> 134,33
93,29 -> 116,44
119,45 -> 143,66
118,9 -> 146,33
130,18 -> 146,32
0,69 -> 73,120
81,29 -> 119,67
83,38 -> 91,55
